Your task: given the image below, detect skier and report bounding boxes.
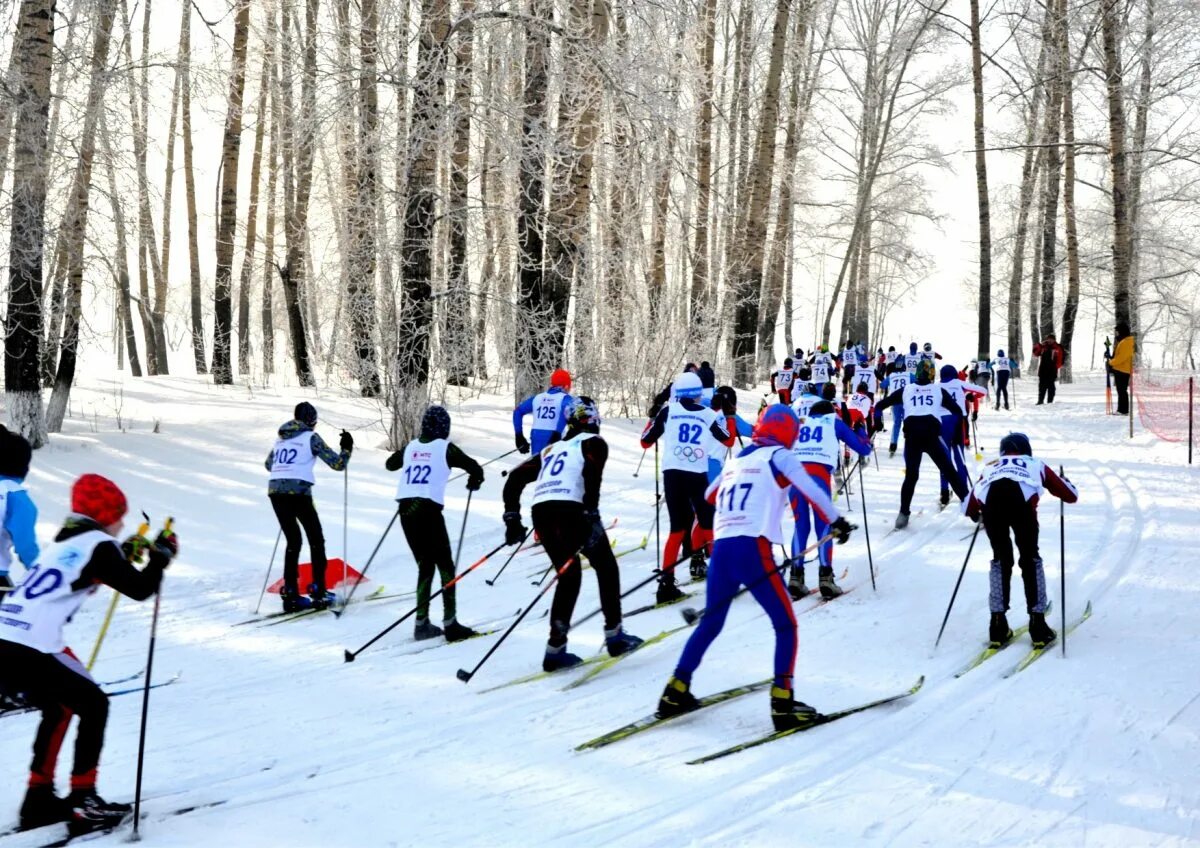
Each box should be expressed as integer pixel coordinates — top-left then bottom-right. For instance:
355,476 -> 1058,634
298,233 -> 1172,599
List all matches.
697,361 -> 717,406
640,371 -> 736,600
655,405 -> 854,731
501,398 -> 643,670
771,358 -> 797,406
920,342 -> 942,362
974,355 -> 992,392
903,342 -> 923,377
791,370 -> 820,420
1032,335 -> 1063,405
882,360 -> 912,457
992,349 -> 1012,410
0,474 -> 178,835
839,341 -> 859,395
513,368 -> 575,454
385,405 -> 484,642
0,427 -> 39,600
872,359 -> 969,528
265,402 -> 353,611
937,364 -> 987,508
787,392 -> 871,599
963,433 -> 1078,648
809,346 -> 835,387
708,386 -> 754,483
1107,322 -> 1134,415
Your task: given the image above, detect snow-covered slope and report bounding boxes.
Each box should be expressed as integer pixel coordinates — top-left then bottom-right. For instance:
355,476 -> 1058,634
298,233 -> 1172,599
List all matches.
1,374 -> 1197,847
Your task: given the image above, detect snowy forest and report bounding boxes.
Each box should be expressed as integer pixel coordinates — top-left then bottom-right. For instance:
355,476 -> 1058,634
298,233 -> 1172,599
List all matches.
2,0 -> 1199,447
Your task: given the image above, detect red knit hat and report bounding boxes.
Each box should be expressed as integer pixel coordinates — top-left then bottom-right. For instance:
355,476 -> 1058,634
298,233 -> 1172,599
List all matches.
71,474 -> 128,527
550,368 -> 572,391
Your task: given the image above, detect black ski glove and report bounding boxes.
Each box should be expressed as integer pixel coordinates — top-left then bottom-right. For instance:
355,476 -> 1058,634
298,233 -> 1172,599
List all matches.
466,472 -> 484,492
503,511 -> 527,546
584,510 -> 606,549
515,433 -> 530,455
829,516 -> 855,545
971,410 -> 979,422
340,430 -> 354,451
148,528 -> 179,569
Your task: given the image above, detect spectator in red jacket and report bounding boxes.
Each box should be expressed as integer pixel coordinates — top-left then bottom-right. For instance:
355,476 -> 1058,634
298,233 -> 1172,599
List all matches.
1031,334 -> 1064,405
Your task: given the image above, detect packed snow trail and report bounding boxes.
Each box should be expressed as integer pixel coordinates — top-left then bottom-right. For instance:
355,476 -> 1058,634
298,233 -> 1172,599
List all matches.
1,374 -> 1197,847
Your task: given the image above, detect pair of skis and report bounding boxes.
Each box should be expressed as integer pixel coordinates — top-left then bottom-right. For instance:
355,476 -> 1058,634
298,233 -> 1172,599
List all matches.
230,584 -> 390,627
0,675 -> 181,721
953,601 -> 1091,678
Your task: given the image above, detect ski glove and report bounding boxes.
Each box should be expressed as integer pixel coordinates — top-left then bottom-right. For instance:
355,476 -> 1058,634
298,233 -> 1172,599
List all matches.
584,510 -> 606,549
515,433 -> 531,455
503,511 -> 527,546
340,430 -> 354,451
829,516 -> 855,545
971,410 -> 979,422
122,534 -> 151,563
466,472 -> 484,492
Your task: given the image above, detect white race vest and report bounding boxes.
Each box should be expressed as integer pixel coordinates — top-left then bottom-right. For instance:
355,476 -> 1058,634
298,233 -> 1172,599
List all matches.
854,369 -> 879,394
847,393 -> 873,421
792,413 -> 840,468
976,359 -> 992,374
902,383 -> 941,419
530,391 -> 565,433
0,529 -> 110,653
0,479 -> 20,575
662,402 -> 718,473
885,351 -> 898,365
811,361 -> 831,384
793,393 -> 819,421
394,438 -> 451,505
887,372 -> 911,397
939,381 -> 967,420
713,448 -> 790,543
993,359 -> 1010,374
269,431 -> 316,484
904,354 -> 923,375
775,368 -> 794,390
972,456 -> 1046,503
841,348 -> 858,369
531,434 -> 593,505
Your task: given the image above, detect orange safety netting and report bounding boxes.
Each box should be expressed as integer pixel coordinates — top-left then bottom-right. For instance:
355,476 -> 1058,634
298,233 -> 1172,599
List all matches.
1135,370 -> 1197,445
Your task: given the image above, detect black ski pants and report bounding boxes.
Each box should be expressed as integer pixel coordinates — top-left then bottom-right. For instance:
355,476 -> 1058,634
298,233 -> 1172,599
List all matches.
1037,377 -> 1057,404
269,493 -> 327,593
663,470 -> 714,532
982,479 -> 1047,614
1113,370 -> 1131,415
995,371 -> 1010,408
398,498 -> 457,623
532,501 -> 623,646
899,418 -> 968,514
0,641 -> 108,790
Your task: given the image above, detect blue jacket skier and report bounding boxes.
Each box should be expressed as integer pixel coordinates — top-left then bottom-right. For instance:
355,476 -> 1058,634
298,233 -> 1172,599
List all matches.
513,369 -> 575,455
0,426 -> 39,599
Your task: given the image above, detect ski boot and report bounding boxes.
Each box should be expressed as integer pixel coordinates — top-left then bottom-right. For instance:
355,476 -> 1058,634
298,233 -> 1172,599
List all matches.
818,566 -> 843,599
604,625 -> 644,657
656,676 -> 699,719
280,587 -> 312,613
65,789 -> 132,838
988,612 -> 1014,648
308,583 -> 337,611
542,642 -> 584,672
888,444 -> 897,458
443,619 -> 478,642
1028,612 -> 1057,648
939,490 -> 951,510
19,785 -> 68,831
656,575 -> 685,605
770,687 -> 820,731
413,618 -> 444,641
894,512 -> 910,530
787,563 -> 809,601
689,553 -> 707,581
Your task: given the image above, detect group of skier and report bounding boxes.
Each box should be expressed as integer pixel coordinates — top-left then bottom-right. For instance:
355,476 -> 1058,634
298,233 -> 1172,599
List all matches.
0,338 -> 1086,838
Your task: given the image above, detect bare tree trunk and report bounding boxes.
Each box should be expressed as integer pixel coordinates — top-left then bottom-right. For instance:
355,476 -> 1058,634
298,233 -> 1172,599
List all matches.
0,44 -> 22,195
443,0 -> 475,387
1028,162 -> 1044,355
4,0 -> 53,444
156,0 -> 182,375
689,0 -> 718,322
352,0 -> 382,395
46,0 -> 117,432
1036,0 -> 1064,342
1058,0 -> 1082,381
237,24 -> 272,377
261,8 -> 281,376
1101,0 -> 1133,331
1125,0 -> 1154,347
969,0 -> 992,359
180,2 -> 206,373
211,0 -> 252,384
100,111 -> 142,377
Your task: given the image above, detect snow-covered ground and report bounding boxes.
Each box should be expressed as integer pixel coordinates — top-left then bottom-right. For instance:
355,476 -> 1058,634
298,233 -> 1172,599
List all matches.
1,373 -> 1197,847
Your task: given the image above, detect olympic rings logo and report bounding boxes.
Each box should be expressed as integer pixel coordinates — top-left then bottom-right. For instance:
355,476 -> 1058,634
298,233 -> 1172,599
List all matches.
672,446 -> 706,460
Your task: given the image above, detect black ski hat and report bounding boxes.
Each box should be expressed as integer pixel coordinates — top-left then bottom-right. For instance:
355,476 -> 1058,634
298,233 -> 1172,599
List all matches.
697,362 -> 716,389
0,428 -> 32,478
294,402 -> 318,427
421,405 -> 452,440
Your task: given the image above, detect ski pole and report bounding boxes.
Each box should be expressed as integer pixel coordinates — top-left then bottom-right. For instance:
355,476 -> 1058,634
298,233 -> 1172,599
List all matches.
485,528 -> 533,586
456,551 -> 582,684
132,517 -> 172,841
972,417 -> 983,462
88,516 -> 151,670
454,490 -> 474,569
449,448 -> 518,484
934,520 -> 980,649
344,539 -> 510,662
334,512 -> 398,615
256,529 -> 283,615
859,460 -> 875,591
633,447 -> 648,478
1060,464 -> 1067,657
654,443 -> 662,571
571,548 -> 698,628
342,454 -> 349,601
680,532 -> 838,625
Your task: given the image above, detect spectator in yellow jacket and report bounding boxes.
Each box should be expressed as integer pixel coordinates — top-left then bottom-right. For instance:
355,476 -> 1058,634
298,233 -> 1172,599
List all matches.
1107,321 -> 1134,415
